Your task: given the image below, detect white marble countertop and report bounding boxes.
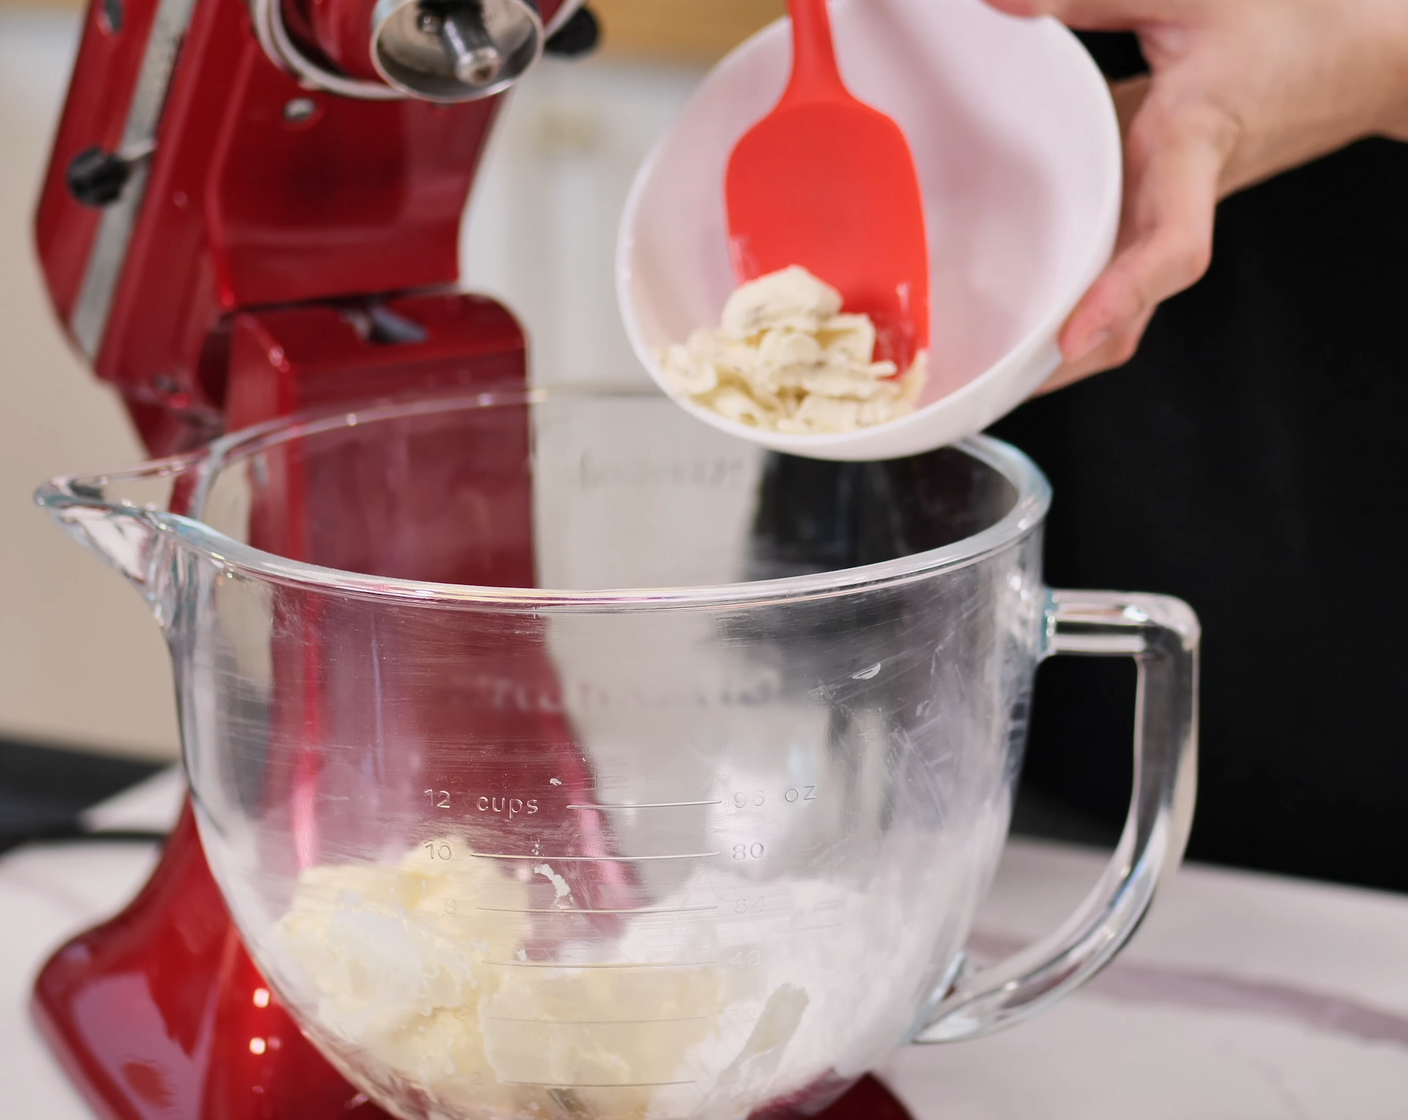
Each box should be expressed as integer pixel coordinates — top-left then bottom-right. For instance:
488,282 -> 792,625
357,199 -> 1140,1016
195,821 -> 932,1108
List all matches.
4,769 -> 1407,1119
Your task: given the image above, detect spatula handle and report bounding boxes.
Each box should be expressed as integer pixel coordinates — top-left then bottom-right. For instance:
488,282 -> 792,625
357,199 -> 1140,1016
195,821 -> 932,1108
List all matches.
785,0 -> 847,101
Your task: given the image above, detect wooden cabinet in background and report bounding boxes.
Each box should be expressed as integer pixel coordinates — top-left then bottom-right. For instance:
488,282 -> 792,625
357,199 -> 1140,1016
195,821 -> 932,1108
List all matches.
0,0 -> 785,61
593,0 -> 785,61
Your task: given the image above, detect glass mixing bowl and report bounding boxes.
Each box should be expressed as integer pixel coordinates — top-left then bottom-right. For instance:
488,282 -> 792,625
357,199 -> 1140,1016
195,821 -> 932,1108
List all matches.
39,386 -> 1197,1120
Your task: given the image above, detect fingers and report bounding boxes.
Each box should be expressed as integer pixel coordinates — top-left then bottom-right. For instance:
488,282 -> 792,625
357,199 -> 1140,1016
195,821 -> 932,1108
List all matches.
1110,74 -> 1153,137
1058,85 -> 1234,367
1034,308 -> 1154,394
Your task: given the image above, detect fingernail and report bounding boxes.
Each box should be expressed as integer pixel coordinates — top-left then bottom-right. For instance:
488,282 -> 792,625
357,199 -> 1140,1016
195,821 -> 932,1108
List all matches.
1068,329 -> 1110,365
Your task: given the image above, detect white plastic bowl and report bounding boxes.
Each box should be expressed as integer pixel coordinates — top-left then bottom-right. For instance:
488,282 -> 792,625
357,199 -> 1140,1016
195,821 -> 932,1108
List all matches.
617,0 -> 1121,461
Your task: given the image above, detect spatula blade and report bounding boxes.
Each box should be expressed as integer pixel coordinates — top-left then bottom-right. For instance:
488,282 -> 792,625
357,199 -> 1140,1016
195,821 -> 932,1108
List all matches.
726,99 -> 930,370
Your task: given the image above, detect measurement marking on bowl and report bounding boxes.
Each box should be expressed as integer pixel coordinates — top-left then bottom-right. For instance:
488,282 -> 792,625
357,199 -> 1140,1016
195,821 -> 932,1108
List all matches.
488,960 -> 716,970
567,799 -> 723,810
488,1015 -> 709,1025
470,851 -> 720,862
476,904 -> 719,915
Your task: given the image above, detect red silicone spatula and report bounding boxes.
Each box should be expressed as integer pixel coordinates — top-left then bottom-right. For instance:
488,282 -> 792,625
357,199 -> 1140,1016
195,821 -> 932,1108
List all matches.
725,0 -> 930,371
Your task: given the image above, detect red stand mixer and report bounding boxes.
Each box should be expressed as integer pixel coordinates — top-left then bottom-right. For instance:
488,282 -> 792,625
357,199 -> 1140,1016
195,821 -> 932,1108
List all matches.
28,1 -> 913,1116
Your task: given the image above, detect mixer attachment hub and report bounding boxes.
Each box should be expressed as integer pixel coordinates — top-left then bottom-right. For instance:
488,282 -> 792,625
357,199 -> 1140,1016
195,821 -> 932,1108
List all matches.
372,0 -> 542,101
432,5 -> 506,86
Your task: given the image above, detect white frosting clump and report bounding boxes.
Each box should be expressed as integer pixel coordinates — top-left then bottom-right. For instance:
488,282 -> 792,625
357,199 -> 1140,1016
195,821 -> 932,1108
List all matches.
270,841 -> 813,1120
266,837 -> 939,1120
658,266 -> 927,435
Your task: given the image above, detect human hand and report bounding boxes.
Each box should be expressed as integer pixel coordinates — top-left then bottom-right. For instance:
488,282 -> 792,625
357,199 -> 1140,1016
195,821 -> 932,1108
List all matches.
986,0 -> 1408,392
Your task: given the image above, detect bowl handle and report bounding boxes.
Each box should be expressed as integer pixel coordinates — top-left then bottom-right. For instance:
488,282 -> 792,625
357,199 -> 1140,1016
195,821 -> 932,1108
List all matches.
914,589 -> 1199,1043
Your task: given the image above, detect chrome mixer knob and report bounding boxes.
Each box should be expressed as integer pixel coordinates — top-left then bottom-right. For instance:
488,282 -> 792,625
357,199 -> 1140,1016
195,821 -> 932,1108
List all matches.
373,0 -> 543,101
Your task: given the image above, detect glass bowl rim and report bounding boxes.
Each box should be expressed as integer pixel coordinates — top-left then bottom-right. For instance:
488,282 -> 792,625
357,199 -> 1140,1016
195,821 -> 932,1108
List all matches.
94,384 -> 1055,612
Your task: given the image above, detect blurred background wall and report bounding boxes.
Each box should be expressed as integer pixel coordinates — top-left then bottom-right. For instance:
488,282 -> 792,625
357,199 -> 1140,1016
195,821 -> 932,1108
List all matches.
0,0 -> 782,762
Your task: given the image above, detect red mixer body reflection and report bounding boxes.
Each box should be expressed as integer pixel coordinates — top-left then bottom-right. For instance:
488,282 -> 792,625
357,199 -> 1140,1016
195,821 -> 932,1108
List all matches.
28,0 -> 915,1115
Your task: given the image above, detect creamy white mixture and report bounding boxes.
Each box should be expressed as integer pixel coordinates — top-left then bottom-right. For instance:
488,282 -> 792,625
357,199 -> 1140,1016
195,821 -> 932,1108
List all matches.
273,838 -> 934,1120
657,267 -> 927,435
